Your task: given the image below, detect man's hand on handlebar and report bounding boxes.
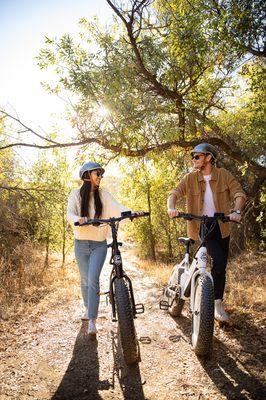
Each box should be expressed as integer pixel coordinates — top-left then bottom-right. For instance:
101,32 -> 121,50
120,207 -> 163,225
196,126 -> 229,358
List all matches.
168,209 -> 179,218
228,212 -> 242,223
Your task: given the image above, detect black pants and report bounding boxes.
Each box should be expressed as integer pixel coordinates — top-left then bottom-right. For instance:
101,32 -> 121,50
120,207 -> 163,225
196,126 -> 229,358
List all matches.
203,223 -> 230,300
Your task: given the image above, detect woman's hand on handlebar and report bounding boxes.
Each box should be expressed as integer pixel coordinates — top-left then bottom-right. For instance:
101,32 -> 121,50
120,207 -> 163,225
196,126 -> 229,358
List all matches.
168,209 -> 179,218
78,217 -> 88,225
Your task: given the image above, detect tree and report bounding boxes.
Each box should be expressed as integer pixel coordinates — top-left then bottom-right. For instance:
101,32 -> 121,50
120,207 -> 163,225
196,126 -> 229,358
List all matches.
1,1 -> 265,178
120,151 -> 190,260
25,149 -> 74,266
29,0 -> 265,178
0,0 -> 265,256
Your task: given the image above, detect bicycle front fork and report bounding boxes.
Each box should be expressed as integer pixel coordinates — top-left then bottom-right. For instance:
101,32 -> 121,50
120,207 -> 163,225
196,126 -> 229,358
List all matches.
109,273 -> 145,322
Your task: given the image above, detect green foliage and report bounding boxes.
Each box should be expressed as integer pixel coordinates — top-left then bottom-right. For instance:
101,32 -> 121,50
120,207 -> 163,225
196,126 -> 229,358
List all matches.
35,0 -> 265,178
119,151 -> 189,260
24,149 -> 75,263
216,58 -> 266,163
35,0 -> 266,257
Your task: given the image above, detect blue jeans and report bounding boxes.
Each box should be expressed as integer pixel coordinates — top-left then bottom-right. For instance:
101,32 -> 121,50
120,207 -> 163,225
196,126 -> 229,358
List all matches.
74,239 -> 107,319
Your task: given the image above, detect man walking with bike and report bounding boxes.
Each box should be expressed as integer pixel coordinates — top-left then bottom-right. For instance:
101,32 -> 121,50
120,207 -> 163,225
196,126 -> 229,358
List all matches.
167,143 -> 246,322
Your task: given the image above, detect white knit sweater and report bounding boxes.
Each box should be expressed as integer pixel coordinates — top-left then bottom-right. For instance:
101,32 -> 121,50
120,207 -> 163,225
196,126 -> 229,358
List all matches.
67,188 -> 130,241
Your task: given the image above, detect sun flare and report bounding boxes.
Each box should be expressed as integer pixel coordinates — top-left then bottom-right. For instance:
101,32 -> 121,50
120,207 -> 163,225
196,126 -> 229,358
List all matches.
97,106 -> 109,118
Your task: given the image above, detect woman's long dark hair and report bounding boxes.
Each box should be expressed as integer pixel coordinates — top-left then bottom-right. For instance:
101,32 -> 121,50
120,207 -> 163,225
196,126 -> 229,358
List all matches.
80,171 -> 103,218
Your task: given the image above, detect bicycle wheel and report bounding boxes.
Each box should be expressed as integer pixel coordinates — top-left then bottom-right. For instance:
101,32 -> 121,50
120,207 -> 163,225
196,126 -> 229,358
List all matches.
192,274 -> 214,356
114,278 -> 139,365
169,286 -> 185,317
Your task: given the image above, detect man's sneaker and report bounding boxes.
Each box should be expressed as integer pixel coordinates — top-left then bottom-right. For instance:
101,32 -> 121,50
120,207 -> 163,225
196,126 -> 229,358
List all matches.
215,299 -> 229,322
81,307 -> 89,321
88,319 -> 97,335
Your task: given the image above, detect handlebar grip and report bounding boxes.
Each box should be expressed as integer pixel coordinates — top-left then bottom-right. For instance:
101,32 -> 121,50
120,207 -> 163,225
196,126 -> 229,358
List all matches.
133,211 -> 150,217
74,220 -> 94,226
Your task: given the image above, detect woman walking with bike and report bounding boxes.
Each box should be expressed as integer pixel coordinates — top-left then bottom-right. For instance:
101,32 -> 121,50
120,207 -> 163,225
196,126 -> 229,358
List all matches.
167,143 -> 246,322
67,161 -> 129,335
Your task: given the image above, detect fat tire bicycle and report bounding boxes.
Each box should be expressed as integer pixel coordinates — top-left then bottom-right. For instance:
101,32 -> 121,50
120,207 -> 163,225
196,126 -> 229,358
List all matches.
160,212 -> 232,357
75,211 -> 149,365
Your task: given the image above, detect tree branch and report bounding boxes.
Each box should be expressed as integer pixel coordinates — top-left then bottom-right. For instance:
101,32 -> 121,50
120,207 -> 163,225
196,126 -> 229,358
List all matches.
0,185 -> 56,193
0,110 -> 61,145
106,0 -> 183,102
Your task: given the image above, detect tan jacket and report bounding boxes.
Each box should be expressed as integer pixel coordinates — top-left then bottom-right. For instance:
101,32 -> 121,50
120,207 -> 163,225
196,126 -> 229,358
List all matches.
170,167 -> 247,240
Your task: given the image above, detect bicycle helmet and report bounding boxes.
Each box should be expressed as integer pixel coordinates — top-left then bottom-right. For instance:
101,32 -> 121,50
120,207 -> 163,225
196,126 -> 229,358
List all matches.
191,143 -> 218,160
79,162 -> 105,180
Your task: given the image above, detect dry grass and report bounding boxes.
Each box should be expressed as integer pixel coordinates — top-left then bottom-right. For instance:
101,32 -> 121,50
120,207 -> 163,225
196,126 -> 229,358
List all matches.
1,238 -> 264,321
135,250 -> 266,314
226,251 -> 266,313
135,258 -> 173,285
0,241 -> 79,321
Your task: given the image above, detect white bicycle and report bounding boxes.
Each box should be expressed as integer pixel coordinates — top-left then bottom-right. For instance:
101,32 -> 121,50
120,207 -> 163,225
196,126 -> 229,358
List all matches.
160,212 -> 232,357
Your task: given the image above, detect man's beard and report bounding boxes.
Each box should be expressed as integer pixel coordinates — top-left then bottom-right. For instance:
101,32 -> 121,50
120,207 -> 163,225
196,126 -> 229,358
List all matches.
193,164 -> 205,171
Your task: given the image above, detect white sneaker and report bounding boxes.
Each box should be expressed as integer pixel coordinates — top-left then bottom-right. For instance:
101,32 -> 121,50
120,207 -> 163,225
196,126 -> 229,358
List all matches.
81,307 -> 89,320
215,299 -> 229,322
88,319 -> 97,335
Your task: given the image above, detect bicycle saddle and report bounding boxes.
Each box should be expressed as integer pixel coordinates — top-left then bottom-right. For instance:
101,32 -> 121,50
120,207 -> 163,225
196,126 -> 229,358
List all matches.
178,237 -> 195,245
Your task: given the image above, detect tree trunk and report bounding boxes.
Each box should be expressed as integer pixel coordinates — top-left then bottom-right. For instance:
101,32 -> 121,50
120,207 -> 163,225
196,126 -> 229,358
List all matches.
44,221 -> 51,268
146,182 -> 156,261
61,207 -> 66,267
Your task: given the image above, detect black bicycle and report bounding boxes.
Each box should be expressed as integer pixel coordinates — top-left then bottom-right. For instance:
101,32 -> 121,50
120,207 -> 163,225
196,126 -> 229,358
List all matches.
75,210 -> 149,365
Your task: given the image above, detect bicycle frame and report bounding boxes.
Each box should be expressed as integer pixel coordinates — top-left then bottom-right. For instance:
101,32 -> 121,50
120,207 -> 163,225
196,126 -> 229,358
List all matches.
108,221 -> 140,321
161,213 -> 230,311
74,211 -> 148,321
160,212 -> 233,356
189,246 -> 213,312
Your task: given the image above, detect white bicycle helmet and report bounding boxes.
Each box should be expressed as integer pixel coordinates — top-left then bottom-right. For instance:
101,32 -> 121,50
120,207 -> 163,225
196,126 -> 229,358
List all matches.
79,162 -> 105,180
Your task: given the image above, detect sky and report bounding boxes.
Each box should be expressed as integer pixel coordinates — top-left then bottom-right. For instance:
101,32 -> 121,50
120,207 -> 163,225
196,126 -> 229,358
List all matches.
0,0 -> 115,174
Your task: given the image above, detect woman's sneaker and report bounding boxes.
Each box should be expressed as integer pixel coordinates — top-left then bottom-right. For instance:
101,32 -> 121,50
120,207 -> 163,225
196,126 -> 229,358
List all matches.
215,299 -> 229,322
81,307 -> 89,320
88,319 -> 97,335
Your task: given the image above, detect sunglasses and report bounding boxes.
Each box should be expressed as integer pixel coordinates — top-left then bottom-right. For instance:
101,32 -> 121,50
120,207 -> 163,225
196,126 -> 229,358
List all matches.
95,170 -> 104,177
191,153 -> 208,160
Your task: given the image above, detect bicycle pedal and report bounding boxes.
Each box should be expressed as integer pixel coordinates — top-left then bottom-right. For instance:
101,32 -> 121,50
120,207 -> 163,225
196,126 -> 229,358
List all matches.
112,318 -> 117,322
159,300 -> 169,310
98,291 -> 109,296
135,303 -> 145,314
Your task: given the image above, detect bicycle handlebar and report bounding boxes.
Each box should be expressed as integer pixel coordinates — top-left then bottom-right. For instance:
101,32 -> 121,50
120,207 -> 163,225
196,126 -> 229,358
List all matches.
173,212 -> 231,223
74,211 -> 149,226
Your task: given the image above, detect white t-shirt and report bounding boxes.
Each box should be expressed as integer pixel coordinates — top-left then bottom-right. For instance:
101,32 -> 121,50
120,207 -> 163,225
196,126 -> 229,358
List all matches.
202,175 -> 216,216
67,188 -> 130,241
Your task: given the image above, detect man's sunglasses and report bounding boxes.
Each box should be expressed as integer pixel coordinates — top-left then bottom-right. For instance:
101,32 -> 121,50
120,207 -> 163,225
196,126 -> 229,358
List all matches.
191,153 -> 208,160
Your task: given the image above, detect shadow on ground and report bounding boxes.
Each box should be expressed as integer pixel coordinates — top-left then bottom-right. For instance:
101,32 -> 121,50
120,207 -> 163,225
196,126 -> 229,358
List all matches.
171,311 -> 266,400
51,322 -> 110,400
111,329 -> 146,400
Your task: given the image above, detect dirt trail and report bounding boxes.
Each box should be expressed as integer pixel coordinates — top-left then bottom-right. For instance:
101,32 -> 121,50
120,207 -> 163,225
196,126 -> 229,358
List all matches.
0,246 -> 265,400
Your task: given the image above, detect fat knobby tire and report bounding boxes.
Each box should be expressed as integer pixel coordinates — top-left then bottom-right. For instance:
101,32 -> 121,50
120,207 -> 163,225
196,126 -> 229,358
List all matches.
114,278 -> 139,365
192,274 -> 214,357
